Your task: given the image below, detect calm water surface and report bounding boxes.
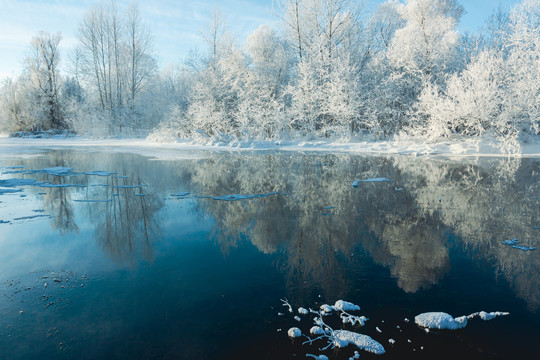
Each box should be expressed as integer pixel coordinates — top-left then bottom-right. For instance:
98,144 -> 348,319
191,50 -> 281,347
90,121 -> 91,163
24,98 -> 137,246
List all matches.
0,147 -> 538,359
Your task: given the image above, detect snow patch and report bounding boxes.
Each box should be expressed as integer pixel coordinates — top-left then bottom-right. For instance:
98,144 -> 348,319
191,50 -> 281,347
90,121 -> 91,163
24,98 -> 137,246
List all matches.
333,330 -> 385,355
288,327 -> 302,338
298,307 -> 309,315
415,311 -> 509,330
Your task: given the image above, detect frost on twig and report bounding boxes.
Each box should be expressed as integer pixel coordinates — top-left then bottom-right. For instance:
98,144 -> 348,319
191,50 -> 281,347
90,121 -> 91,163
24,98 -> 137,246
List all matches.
281,298 -> 293,313
298,301 -> 385,356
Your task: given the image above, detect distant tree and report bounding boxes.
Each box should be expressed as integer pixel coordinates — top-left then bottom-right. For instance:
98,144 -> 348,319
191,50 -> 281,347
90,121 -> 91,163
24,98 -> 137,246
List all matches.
26,31 -> 65,130
76,0 -> 156,134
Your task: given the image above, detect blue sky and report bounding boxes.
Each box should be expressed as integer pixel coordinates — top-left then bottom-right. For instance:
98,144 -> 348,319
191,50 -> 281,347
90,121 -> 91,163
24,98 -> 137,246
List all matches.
0,0 -> 522,79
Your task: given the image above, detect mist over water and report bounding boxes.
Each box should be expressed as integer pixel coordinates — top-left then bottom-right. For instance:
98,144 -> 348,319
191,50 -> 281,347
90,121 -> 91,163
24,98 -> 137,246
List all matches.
0,149 -> 538,359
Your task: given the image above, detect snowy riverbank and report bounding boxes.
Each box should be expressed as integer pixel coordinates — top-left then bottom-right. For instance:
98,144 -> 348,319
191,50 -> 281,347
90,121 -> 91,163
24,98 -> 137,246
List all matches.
3,136 -> 540,159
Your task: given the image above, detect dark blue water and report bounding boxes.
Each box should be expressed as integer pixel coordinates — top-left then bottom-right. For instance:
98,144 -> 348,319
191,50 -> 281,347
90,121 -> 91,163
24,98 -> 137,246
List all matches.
0,149 -> 538,359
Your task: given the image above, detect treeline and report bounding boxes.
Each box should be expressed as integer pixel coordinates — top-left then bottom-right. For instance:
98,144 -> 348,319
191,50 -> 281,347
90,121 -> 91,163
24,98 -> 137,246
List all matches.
0,0 -> 538,147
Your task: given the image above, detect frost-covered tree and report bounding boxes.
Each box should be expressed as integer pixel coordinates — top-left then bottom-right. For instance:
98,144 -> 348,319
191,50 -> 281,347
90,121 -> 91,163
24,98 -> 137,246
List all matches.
412,0 -> 540,151
387,0 -> 463,82
237,25 -> 291,138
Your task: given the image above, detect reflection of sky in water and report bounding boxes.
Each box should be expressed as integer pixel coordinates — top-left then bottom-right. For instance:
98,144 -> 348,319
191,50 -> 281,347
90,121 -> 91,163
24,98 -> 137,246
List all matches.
0,150 -> 539,359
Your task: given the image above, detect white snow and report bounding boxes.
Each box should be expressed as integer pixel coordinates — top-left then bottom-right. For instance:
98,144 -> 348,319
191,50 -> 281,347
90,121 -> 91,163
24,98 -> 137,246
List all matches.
414,312 -> 468,330
333,300 -> 361,312
5,136 -> 540,161
288,327 -> 302,338
415,311 -> 509,330
333,330 -> 386,355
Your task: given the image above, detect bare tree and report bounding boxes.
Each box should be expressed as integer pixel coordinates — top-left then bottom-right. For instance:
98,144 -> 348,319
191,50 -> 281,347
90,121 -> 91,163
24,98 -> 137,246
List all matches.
26,31 -> 65,130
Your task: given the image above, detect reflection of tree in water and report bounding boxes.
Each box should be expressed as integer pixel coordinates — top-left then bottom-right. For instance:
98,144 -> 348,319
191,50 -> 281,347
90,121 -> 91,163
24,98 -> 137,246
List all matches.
94,174 -> 162,264
20,151 -> 165,264
393,156 -> 540,310
79,154 -> 165,264
30,152 -> 80,235
184,153 -> 538,310
183,154 -> 449,302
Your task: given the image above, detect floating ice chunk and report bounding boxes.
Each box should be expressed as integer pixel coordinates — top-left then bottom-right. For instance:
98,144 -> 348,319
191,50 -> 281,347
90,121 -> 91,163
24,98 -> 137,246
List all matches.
278,312 -> 284,316
388,339 -> 395,345
306,354 -> 328,360
211,191 -> 278,201
0,178 -> 37,187
415,311 -> 509,330
333,300 -> 360,312
502,239 -> 536,251
294,316 -> 301,321
84,171 -> 116,176
171,192 -> 190,197
310,326 -> 325,335
407,339 -> 411,343
38,183 -> 86,188
415,312 -> 467,330
298,307 -> 309,315
468,311 -> 510,321
376,327 -> 382,333
288,327 -> 302,338
351,351 -> 360,359
38,166 -> 73,176
0,188 -> 22,194
13,214 -> 50,221
333,330 -> 385,355
353,178 -> 392,187
404,318 -> 410,323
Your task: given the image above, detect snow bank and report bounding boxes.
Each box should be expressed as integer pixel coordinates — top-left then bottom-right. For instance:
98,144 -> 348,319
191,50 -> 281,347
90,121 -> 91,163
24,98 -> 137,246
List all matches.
415,311 -> 509,330
5,135 -> 540,160
333,330 -> 386,355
